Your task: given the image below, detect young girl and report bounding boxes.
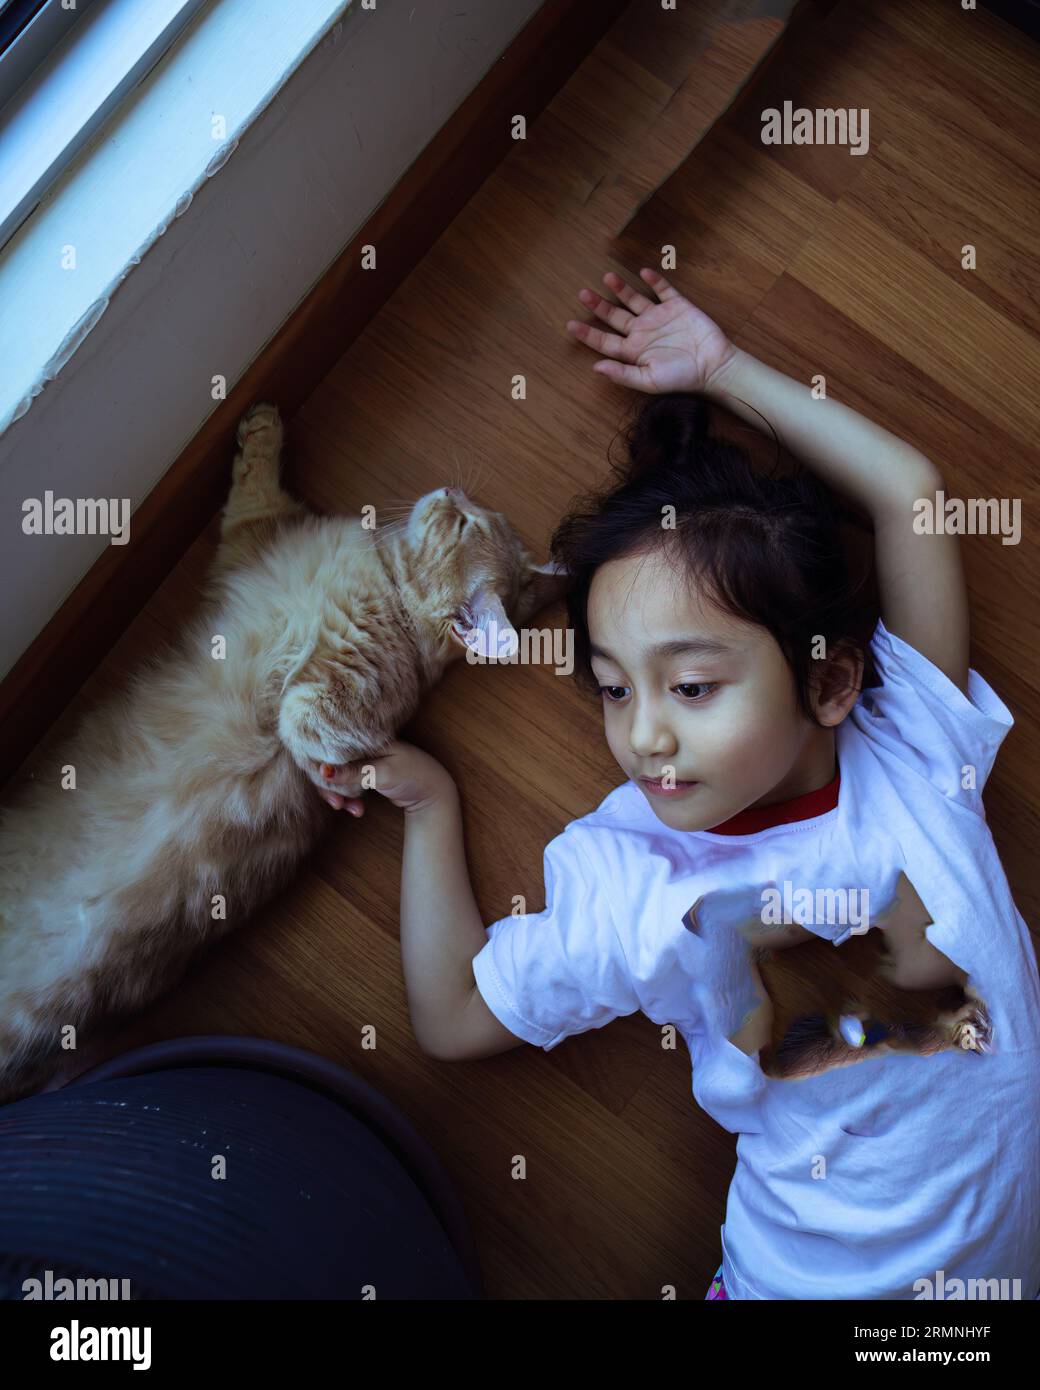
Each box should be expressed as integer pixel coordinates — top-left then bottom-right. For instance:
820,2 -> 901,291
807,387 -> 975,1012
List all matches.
315,268 -> 1040,1301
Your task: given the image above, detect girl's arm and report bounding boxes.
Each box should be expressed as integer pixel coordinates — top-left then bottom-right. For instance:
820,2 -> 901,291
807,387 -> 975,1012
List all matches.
399,785 -> 525,1060
568,268 -> 970,693
706,348 -> 969,694
316,743 -> 524,1060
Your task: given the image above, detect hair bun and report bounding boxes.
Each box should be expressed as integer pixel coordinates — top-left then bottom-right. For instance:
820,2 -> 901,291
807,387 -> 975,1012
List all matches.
624,393 -> 711,478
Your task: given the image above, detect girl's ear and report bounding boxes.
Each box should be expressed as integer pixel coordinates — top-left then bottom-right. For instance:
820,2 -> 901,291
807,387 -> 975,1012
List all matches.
812,639 -> 866,726
514,559 -> 570,625
449,587 -> 520,659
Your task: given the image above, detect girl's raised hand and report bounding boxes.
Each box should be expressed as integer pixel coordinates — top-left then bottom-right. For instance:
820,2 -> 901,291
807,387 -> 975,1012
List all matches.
565,268 -> 736,395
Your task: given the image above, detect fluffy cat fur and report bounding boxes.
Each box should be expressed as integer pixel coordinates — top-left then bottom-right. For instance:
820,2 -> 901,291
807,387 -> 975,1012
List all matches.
0,402 -> 565,1102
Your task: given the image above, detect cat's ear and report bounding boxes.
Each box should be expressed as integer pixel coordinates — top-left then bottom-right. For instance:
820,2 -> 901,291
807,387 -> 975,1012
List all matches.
513,559 -> 570,625
450,587 -> 520,659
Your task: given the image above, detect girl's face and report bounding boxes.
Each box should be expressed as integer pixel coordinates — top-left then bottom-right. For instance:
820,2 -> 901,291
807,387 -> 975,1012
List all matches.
586,548 -> 839,833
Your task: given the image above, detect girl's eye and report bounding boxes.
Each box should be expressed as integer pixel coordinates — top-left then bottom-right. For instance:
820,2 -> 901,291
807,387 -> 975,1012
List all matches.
599,682 -> 717,702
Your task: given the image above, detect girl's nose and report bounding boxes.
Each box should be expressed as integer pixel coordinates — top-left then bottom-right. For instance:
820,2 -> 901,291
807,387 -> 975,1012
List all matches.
627,704 -> 677,758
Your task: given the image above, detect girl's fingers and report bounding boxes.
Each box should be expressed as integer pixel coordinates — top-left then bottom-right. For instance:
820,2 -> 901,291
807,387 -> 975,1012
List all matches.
578,287 -> 634,334
639,266 -> 681,302
318,759 -> 366,785
603,270 -> 655,315
565,318 -> 634,361
319,789 -> 365,816
316,740 -> 399,785
592,358 -> 653,391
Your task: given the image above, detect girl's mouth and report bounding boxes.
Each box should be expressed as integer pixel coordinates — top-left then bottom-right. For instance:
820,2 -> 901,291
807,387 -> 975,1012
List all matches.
640,776 -> 698,798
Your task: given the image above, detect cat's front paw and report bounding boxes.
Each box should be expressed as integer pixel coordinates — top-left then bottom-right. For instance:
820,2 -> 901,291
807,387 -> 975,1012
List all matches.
303,759 -> 367,814
302,756 -> 362,796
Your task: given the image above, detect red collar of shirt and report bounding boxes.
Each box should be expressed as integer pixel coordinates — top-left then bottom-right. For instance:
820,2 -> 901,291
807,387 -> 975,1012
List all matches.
703,764 -> 840,835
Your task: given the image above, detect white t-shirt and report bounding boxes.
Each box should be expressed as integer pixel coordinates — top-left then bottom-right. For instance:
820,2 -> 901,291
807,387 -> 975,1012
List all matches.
472,618 -> 1040,1300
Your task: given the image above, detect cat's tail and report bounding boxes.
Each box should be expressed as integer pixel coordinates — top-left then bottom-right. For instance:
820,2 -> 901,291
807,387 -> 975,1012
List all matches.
0,926 -> 90,1103
0,1029 -> 65,1104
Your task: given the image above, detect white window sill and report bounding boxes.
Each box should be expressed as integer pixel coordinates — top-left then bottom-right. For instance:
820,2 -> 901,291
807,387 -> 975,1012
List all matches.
0,0 -> 355,438
0,0 -> 541,688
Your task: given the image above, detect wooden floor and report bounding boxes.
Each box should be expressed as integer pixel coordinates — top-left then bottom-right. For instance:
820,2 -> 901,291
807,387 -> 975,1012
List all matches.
13,0 -> 1040,1298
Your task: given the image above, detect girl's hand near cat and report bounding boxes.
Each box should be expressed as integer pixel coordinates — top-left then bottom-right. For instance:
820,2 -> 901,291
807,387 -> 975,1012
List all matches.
312,740 -> 455,816
565,268 -> 736,394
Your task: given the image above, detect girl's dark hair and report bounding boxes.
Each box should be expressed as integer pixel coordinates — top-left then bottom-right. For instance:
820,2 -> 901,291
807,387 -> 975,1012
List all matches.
550,393 -> 877,725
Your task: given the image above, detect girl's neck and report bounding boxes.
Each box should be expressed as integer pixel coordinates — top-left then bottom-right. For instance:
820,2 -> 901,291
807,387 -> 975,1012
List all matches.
749,728 -> 837,811
706,734 -> 839,836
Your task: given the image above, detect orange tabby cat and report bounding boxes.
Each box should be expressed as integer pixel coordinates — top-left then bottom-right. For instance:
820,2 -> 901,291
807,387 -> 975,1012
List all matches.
0,403 -> 564,1101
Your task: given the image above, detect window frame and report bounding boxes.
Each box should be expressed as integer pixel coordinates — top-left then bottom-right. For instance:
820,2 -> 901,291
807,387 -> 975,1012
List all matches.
0,0 -> 211,255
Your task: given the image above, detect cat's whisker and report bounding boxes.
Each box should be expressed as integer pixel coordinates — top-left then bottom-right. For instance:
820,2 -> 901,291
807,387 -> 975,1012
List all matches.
458,465 -> 477,502
464,457 -> 488,504
449,446 -> 473,499
372,522 -> 410,545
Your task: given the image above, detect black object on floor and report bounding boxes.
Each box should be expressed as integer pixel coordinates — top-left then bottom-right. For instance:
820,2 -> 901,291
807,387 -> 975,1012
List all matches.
0,1036 -> 481,1300
980,0 -> 1040,41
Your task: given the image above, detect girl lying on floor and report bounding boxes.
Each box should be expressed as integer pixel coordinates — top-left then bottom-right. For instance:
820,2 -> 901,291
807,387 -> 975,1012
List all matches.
316,267 -> 1040,1302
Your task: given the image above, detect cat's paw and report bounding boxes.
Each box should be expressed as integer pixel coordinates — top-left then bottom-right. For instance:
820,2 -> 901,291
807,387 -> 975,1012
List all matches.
304,757 -> 363,798
237,401 -> 281,449
234,403 -> 283,482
